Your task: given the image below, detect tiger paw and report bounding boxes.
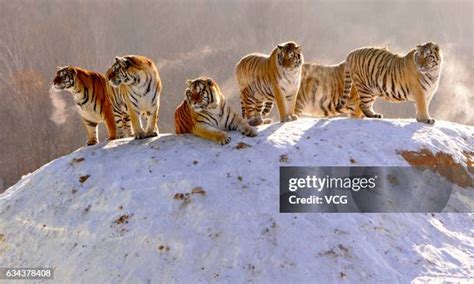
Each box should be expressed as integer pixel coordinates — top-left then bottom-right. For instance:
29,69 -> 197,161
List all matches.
106,136 -> 117,141
417,117 -> 435,124
370,113 -> 383,119
216,133 -> 231,145
290,114 -> 299,121
263,118 -> 273,124
134,131 -> 146,140
241,126 -> 258,137
248,116 -> 263,126
116,133 -> 126,139
86,139 -> 98,146
280,115 -> 294,123
144,131 -> 158,138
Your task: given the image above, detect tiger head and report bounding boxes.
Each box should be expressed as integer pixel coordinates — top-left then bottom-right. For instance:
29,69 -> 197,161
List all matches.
106,55 -> 153,87
414,42 -> 442,73
276,41 -> 303,70
185,77 -> 222,112
53,66 -> 77,91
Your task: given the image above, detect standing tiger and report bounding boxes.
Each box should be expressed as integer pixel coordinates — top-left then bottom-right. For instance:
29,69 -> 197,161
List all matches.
295,62 -> 363,118
338,42 -> 442,124
236,41 -> 304,126
175,77 -> 257,145
52,66 -> 131,146
106,55 -> 162,139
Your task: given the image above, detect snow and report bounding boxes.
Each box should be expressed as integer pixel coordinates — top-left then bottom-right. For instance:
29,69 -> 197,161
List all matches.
0,118 -> 473,282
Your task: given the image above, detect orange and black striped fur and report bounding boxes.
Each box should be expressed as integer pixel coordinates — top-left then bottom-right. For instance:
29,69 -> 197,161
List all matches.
295,62 -> 363,118
236,41 -> 303,126
175,77 -> 257,145
339,42 -> 442,124
53,66 -> 130,146
106,55 -> 162,139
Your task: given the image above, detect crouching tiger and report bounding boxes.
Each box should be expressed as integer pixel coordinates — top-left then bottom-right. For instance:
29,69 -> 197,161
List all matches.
175,77 -> 257,145
339,42 -> 442,124
295,62 -> 363,118
236,41 -> 303,126
52,66 -> 131,146
106,55 -> 162,139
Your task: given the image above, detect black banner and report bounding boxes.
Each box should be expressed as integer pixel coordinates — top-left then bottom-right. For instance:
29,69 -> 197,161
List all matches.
280,167 -> 472,213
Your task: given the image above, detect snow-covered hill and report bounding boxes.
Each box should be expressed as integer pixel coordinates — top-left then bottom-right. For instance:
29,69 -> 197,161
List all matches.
1,118 -> 473,282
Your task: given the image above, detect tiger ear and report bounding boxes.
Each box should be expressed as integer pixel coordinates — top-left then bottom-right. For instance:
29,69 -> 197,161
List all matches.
57,66 -> 64,71
185,89 -> 192,101
186,79 -> 192,87
69,66 -> 77,74
277,44 -> 284,49
295,45 -> 302,52
115,56 -> 125,63
206,78 -> 213,86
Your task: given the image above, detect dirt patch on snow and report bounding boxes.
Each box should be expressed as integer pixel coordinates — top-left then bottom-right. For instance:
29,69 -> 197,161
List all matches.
398,148 -> 473,188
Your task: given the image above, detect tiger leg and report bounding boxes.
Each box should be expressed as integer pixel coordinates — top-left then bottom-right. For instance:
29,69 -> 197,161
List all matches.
193,123 -> 231,145
349,104 -> 365,119
82,119 -> 98,146
356,86 -> 382,118
126,102 -> 145,139
122,115 -> 133,137
288,88 -> 299,121
414,89 -> 435,124
241,88 -> 264,126
294,89 -> 306,118
104,109 -> 117,141
226,107 -> 257,137
114,112 -> 125,138
144,107 -> 158,138
261,101 -> 274,124
272,81 -> 293,122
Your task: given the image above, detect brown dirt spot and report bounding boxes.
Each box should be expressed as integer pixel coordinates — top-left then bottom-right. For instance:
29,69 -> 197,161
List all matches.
279,154 -> 289,163
463,151 -> 474,174
235,142 -> 251,150
79,174 -> 90,184
340,271 -> 347,279
114,214 -> 129,225
158,245 -> 170,251
173,193 -> 191,201
350,158 -> 357,164
387,174 -> 399,185
192,187 -> 206,195
71,157 -> 85,165
398,148 -> 473,188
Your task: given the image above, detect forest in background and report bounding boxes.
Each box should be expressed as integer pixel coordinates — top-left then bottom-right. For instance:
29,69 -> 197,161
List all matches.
0,0 -> 472,191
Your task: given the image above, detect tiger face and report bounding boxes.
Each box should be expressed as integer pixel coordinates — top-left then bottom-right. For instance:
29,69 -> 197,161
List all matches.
185,77 -> 220,112
106,56 -> 144,87
276,41 -> 303,70
53,66 -> 76,90
415,42 -> 442,73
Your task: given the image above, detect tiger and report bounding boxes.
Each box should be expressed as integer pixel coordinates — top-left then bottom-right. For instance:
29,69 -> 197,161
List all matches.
52,66 -> 131,146
338,42 -> 442,124
106,55 -> 162,139
175,76 -> 257,145
294,62 -> 364,118
235,41 -> 304,126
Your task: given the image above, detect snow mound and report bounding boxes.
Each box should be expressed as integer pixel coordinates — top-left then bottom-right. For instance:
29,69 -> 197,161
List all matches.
1,118 -> 473,282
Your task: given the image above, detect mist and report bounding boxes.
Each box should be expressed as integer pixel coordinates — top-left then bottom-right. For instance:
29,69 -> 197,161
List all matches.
0,0 -> 472,191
